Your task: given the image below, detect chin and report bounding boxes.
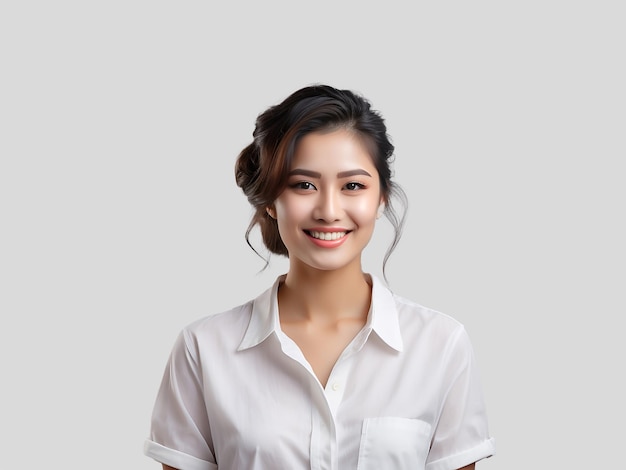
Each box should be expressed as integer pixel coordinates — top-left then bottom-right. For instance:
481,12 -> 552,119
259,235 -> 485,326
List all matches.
299,254 -> 362,273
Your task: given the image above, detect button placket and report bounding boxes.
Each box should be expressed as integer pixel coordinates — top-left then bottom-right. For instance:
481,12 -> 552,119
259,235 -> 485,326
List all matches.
324,356 -> 353,417
324,330 -> 370,418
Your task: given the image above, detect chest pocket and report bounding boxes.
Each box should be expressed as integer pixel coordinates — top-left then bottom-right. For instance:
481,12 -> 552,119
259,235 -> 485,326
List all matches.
357,417 -> 431,470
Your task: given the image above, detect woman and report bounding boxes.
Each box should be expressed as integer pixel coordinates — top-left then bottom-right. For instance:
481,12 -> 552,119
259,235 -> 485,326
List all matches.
144,84 -> 495,470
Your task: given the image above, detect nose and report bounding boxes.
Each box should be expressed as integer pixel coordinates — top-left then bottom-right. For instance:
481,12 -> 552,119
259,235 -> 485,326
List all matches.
313,189 -> 343,222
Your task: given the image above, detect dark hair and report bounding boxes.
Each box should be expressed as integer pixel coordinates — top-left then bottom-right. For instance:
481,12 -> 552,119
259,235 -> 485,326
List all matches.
235,84 -> 407,279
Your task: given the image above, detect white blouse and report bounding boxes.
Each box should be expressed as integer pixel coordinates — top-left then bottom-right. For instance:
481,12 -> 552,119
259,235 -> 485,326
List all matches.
144,275 -> 495,470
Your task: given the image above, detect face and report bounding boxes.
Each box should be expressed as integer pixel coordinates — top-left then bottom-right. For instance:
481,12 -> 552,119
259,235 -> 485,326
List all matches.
271,129 -> 383,273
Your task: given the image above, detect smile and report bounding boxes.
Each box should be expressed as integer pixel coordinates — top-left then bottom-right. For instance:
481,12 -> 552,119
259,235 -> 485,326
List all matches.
306,230 -> 347,241
304,229 -> 351,248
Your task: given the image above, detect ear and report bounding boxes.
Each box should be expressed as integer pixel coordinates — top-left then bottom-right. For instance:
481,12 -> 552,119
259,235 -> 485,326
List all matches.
376,201 -> 385,219
266,206 -> 276,219
376,202 -> 385,219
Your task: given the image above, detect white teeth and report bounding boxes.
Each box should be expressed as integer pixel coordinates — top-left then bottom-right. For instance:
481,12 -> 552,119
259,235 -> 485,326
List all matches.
309,231 -> 346,241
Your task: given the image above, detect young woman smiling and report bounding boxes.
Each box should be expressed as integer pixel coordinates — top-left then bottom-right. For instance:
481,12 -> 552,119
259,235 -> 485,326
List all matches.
144,85 -> 495,470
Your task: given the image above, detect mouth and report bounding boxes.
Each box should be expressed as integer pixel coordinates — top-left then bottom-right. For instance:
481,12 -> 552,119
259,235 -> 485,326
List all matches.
304,230 -> 349,241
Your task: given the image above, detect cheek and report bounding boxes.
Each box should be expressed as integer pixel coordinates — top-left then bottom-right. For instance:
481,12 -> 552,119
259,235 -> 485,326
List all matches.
350,197 -> 380,223
275,197 -> 307,226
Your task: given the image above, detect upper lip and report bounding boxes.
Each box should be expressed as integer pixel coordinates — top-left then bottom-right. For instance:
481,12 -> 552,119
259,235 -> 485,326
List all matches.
304,227 -> 351,233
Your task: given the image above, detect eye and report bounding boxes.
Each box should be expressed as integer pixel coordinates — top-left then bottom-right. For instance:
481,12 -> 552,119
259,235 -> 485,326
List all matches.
344,182 -> 365,191
291,181 -> 317,191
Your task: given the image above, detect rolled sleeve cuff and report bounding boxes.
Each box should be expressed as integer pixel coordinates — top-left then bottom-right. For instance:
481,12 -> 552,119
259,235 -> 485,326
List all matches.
144,439 -> 218,470
426,437 -> 496,470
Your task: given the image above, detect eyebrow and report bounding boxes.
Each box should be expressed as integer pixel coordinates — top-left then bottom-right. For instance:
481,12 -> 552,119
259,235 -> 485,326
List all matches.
288,169 -> 372,178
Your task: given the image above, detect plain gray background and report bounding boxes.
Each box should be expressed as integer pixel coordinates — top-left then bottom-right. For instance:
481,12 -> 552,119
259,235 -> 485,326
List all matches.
1,1 -> 624,468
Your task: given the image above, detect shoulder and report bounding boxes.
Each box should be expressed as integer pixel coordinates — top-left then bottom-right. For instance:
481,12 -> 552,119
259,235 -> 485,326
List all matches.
393,293 -> 464,331
176,299 -> 255,355
187,300 -> 254,331
387,295 -> 480,384
370,275 -> 470,351
391,293 -> 474,353
172,278 -> 281,358
372,275 -> 463,330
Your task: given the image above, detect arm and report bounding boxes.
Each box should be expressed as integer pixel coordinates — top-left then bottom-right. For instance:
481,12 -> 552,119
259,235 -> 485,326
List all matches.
428,327 -> 494,469
146,331 -> 217,469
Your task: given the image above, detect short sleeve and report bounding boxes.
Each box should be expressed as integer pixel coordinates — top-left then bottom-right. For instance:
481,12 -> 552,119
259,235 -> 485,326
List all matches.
425,327 -> 495,470
144,330 -> 218,470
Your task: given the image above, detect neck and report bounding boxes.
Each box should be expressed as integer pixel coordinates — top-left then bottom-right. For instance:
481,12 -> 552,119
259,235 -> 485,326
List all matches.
279,261 -> 372,322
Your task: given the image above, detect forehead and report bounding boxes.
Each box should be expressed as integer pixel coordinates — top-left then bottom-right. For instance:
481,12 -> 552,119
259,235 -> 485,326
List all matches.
291,129 -> 377,172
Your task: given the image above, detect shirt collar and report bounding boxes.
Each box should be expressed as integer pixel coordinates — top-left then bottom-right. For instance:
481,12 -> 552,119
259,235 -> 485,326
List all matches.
238,274 -> 403,352
367,274 -> 404,352
237,275 -> 285,351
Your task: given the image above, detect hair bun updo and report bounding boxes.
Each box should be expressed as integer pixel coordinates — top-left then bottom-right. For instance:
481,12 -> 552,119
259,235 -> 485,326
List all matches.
234,142 -> 262,205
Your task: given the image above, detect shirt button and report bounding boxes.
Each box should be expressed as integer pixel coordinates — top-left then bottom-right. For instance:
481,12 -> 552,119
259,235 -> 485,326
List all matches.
331,382 -> 341,391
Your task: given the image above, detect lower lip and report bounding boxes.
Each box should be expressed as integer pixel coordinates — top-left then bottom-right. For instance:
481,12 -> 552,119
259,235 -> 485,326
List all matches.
306,232 -> 350,248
